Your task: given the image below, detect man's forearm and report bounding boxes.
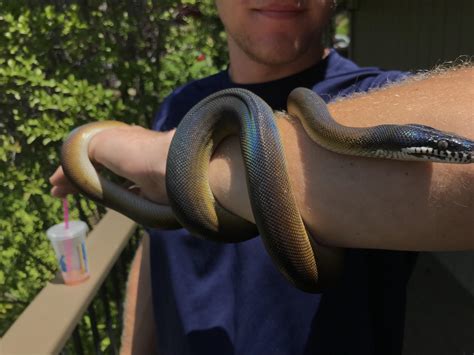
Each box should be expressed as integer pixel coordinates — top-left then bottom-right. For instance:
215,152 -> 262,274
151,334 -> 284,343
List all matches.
209,67 -> 474,250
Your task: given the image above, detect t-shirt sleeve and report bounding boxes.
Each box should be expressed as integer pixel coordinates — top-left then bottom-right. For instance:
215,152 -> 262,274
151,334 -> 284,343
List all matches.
318,69 -> 411,102
151,78 -> 218,132
313,51 -> 412,102
152,93 -> 175,132
352,70 -> 411,92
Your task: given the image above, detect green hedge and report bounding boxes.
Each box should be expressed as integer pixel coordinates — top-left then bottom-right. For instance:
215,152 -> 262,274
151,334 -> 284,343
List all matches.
0,0 -> 226,336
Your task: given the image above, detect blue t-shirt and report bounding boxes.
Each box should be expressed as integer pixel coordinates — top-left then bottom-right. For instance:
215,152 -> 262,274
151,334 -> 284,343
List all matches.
150,50 -> 416,355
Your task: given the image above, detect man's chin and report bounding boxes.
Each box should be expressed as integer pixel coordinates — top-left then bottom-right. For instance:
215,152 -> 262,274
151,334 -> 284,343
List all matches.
244,45 -> 305,66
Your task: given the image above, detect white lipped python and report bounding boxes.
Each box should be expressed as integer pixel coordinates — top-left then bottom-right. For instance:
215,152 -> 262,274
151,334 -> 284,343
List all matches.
61,88 -> 474,292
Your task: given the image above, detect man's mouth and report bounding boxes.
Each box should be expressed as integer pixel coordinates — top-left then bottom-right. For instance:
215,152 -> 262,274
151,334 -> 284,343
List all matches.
253,3 -> 306,19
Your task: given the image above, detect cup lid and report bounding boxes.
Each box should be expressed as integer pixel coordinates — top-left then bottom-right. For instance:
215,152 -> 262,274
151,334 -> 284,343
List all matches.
46,220 -> 89,241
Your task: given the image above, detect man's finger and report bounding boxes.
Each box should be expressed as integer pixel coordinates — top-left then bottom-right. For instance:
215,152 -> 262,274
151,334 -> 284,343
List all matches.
49,166 -> 68,185
49,166 -> 79,197
50,185 -> 78,198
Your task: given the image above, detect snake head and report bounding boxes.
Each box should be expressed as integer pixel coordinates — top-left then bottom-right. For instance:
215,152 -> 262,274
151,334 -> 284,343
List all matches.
400,124 -> 474,163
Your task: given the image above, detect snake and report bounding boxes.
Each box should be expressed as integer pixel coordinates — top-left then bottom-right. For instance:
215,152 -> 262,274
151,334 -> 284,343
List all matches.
61,87 -> 474,293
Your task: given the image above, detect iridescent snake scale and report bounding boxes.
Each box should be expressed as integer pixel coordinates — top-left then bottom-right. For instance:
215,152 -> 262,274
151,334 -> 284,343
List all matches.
61,88 -> 474,292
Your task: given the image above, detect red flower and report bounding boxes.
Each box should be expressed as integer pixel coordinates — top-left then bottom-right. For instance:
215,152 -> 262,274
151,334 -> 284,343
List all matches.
196,53 -> 206,62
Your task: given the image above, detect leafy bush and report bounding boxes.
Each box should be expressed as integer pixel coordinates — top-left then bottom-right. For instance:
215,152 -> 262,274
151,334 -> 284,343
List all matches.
0,0 -> 226,336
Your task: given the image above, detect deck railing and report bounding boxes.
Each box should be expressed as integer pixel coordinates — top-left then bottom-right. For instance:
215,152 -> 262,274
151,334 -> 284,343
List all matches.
2,209 -> 472,354
1,210 -> 139,354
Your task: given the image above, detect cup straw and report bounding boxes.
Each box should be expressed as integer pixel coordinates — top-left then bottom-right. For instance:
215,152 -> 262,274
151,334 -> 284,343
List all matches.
63,198 -> 69,229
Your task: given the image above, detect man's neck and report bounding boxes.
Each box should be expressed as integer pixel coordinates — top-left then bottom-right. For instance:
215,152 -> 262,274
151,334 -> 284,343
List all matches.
227,44 -> 328,84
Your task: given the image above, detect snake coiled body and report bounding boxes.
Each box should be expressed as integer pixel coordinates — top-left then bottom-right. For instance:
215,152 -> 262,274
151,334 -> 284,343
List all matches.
61,88 -> 474,292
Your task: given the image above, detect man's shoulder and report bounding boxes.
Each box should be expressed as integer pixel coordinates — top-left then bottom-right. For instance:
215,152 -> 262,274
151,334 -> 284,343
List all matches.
172,71 -> 227,100
152,71 -> 227,130
316,50 -> 410,101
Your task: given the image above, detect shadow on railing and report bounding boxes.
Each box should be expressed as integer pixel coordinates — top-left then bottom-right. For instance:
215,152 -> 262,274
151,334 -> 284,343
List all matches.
1,211 -> 140,354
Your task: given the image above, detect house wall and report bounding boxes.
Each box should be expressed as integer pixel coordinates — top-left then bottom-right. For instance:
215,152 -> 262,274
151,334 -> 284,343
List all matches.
350,0 -> 473,71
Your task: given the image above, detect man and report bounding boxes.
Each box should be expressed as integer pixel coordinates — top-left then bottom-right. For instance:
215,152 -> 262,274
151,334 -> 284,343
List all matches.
148,2 -> 411,353
51,1 -> 474,354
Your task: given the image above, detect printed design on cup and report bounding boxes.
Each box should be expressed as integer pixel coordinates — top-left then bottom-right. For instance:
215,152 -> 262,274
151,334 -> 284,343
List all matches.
78,241 -> 88,273
65,238 -> 74,274
59,255 -> 67,273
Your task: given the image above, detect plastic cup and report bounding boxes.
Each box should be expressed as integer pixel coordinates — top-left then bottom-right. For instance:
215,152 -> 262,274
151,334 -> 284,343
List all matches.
47,221 -> 90,285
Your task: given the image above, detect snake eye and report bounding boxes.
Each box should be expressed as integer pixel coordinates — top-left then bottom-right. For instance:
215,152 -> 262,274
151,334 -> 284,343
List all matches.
437,140 -> 449,150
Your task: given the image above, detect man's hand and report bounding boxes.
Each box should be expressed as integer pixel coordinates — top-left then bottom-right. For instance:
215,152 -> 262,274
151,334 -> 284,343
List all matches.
49,125 -> 175,205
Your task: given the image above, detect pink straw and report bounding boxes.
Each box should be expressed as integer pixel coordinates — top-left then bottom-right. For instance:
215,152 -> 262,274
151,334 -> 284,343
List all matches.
63,198 -> 69,229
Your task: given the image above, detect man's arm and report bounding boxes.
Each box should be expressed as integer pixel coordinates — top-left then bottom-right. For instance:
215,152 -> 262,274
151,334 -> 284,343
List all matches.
209,67 -> 474,250
50,67 -> 473,250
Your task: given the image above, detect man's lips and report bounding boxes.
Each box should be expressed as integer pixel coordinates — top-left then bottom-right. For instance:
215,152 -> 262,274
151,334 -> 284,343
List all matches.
253,4 -> 306,19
